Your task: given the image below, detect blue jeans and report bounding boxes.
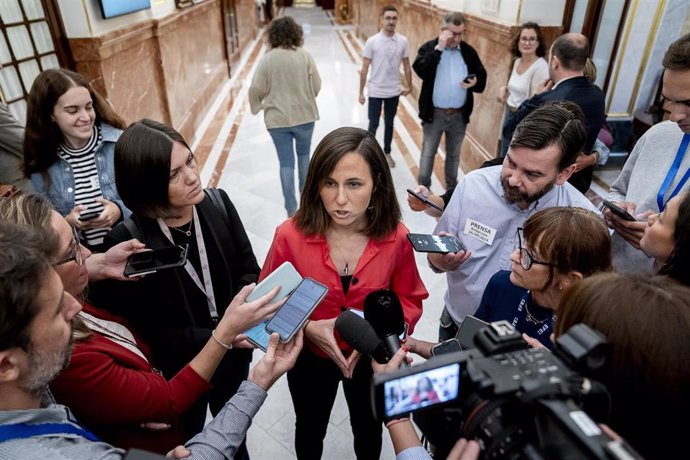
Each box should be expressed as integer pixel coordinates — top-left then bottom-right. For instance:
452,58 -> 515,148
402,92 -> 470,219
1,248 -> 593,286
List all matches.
268,122 -> 315,216
418,109 -> 466,189
367,96 -> 399,153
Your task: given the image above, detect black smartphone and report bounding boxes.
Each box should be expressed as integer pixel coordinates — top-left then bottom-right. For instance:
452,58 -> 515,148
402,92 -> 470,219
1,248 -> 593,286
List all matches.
123,244 -> 189,278
455,315 -> 489,349
372,351 -> 463,422
265,277 -> 328,342
406,188 -> 443,212
463,73 -> 476,83
601,199 -> 637,222
78,206 -> 104,222
431,338 -> 462,357
407,233 -> 466,253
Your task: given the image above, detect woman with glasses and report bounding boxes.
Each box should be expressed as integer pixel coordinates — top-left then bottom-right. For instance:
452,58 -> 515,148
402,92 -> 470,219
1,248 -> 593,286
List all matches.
498,22 -> 548,157
472,207 -> 612,348
23,69 -> 129,251
0,194 -> 278,454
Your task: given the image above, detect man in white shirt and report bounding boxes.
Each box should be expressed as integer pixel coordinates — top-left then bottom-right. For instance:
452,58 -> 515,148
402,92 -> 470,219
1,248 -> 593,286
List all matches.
428,103 -> 599,340
359,5 -> 412,168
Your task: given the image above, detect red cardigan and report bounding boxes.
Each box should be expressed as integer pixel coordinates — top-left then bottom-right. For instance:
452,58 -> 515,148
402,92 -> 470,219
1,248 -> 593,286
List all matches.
261,219 -> 428,357
50,303 -> 212,453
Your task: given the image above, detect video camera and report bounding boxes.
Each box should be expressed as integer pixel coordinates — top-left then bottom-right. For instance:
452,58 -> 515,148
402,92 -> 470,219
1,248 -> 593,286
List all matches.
372,321 -> 641,459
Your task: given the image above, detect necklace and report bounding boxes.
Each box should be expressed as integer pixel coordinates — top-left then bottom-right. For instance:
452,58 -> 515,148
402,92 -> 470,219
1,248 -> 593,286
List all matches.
523,299 -> 550,324
170,219 -> 193,237
331,244 -> 353,275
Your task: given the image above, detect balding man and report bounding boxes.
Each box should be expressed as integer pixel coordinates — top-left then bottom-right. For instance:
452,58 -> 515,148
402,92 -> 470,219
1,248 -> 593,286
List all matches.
503,33 -> 605,194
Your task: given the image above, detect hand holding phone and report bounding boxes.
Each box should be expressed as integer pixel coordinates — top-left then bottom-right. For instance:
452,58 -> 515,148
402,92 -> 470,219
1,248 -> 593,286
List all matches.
123,244 -> 188,277
243,262 -> 303,351
406,188 -> 443,212
455,315 -> 489,349
601,200 -> 637,222
463,73 -> 476,83
265,278 -> 328,342
407,233 -> 466,253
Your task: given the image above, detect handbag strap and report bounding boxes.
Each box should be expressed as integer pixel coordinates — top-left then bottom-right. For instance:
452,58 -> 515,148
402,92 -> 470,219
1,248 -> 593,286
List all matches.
0,422 -> 100,443
204,188 -> 230,228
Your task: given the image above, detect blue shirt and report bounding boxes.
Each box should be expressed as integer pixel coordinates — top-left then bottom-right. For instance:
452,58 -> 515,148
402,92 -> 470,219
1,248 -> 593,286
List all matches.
474,270 -> 554,349
432,47 -> 468,109
434,166 -> 599,324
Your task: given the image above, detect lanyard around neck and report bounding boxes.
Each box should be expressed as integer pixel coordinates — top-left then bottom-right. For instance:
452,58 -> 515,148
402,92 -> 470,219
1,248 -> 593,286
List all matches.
657,134 -> 690,212
158,207 -> 218,320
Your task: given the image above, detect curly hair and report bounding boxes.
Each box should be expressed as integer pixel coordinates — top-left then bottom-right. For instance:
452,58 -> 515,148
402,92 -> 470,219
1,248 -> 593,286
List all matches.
509,22 -> 546,58
267,16 -> 303,50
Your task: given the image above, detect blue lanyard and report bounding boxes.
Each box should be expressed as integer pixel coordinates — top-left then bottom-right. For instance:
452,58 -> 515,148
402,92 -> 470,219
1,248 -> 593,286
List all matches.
657,134 -> 690,212
0,422 -> 100,443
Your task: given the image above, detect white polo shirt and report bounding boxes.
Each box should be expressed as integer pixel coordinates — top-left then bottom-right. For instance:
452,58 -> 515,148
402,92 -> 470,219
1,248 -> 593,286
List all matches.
362,31 -> 409,98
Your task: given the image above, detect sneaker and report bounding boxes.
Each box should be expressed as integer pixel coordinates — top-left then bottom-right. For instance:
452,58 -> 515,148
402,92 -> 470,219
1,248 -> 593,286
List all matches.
385,154 -> 395,168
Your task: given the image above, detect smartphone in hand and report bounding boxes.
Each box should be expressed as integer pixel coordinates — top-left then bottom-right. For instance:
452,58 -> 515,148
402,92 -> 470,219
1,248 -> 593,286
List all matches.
265,277 -> 328,342
601,200 -> 637,222
124,244 -> 188,278
407,233 -> 465,253
244,262 -> 303,351
406,188 -> 443,212
455,315 -> 489,349
463,73 -> 476,83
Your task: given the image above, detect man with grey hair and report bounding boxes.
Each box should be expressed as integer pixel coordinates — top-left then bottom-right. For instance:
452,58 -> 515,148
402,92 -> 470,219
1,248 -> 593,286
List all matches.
413,12 -> 487,190
0,220 -> 303,459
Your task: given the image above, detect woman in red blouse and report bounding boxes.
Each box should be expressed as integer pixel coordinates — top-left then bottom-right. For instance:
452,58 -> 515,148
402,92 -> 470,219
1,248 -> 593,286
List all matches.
261,127 -> 428,459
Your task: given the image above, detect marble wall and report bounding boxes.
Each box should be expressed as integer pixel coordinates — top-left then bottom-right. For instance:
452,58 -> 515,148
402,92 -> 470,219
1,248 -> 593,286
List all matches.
68,0 -> 259,143
350,0 -> 562,169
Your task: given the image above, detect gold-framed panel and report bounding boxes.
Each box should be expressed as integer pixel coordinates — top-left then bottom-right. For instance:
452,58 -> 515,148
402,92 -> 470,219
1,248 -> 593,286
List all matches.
605,0 -> 639,115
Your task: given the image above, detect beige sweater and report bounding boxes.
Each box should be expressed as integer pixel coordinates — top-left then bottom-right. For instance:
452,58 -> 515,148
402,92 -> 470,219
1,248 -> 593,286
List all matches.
249,47 -> 321,129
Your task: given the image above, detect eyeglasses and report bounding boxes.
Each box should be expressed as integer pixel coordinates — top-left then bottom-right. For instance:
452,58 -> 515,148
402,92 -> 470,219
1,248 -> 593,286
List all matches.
54,227 -> 84,267
520,37 -> 538,44
515,228 -> 554,270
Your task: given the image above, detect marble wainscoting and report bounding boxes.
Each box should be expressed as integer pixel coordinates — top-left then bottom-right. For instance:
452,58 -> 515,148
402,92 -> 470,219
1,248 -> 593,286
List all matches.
68,0 -> 260,145
348,0 -> 563,171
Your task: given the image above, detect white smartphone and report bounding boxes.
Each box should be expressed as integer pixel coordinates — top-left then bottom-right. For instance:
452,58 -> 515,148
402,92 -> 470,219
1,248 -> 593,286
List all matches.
244,262 -> 303,351
265,277 -> 329,342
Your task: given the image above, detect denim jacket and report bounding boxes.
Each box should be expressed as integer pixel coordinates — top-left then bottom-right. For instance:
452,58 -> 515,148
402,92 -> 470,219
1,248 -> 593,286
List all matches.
30,123 -> 131,219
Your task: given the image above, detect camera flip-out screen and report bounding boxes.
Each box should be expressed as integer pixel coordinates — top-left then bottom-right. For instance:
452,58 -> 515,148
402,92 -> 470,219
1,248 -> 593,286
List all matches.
383,362 -> 460,418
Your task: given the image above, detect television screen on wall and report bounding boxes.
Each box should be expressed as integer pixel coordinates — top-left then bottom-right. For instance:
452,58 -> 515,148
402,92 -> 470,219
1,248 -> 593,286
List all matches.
99,0 -> 151,19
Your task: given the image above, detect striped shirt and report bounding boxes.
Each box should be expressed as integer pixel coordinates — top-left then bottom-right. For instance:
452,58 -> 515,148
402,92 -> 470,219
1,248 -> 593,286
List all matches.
58,125 -> 107,246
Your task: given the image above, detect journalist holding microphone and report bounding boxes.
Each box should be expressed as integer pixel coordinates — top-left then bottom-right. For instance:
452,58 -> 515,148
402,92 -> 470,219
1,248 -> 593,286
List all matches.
261,126 -> 428,459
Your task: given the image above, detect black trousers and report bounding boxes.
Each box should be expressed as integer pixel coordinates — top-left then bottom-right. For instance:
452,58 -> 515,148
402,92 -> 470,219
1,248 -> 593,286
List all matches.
287,347 -> 382,460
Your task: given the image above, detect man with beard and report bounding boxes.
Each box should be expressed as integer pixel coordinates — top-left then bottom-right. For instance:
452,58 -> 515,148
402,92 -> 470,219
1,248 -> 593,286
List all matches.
0,221 -> 302,459
428,103 -> 600,340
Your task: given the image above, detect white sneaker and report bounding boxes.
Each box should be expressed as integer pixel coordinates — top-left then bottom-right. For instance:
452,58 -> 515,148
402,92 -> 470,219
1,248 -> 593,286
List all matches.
385,154 -> 395,168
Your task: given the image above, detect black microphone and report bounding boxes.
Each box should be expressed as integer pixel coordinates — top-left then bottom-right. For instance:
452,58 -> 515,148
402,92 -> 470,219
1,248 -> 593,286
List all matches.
363,289 -> 407,365
335,310 -> 390,364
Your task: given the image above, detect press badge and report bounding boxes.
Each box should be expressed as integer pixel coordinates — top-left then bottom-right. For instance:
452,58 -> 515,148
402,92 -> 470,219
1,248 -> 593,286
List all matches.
463,219 -> 497,246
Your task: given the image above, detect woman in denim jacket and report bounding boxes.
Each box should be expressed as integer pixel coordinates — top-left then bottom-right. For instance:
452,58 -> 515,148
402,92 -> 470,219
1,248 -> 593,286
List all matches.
23,68 -> 129,250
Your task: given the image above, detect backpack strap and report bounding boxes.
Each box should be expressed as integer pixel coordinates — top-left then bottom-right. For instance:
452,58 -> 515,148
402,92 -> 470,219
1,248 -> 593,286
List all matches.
204,188 -> 230,228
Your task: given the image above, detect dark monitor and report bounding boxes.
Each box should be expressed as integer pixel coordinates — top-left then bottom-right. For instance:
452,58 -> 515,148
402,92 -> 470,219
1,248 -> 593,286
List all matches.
99,0 -> 151,19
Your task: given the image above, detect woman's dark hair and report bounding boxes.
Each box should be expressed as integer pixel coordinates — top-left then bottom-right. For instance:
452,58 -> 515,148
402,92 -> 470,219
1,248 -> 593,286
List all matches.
658,192 -> 690,286
294,127 -> 401,239
114,119 -> 191,219
509,22 -> 546,58
267,16 -> 303,50
555,273 -> 690,459
524,207 -> 612,290
23,69 -> 126,176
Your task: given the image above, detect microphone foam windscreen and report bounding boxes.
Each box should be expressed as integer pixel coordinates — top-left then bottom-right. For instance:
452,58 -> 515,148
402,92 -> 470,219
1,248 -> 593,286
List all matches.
363,289 -> 405,337
335,310 -> 384,357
